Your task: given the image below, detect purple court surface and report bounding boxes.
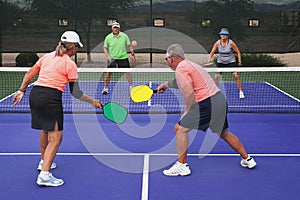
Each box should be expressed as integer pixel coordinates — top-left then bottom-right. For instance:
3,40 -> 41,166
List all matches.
0,113 -> 299,200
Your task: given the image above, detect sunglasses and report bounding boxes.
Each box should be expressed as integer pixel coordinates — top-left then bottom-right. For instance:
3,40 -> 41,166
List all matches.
165,56 -> 172,61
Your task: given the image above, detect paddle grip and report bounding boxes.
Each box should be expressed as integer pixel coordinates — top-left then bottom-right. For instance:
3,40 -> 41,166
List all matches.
153,88 -> 165,93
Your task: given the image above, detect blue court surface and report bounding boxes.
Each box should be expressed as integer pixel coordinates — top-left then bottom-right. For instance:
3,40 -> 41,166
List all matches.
0,113 -> 300,200
1,81 -> 300,113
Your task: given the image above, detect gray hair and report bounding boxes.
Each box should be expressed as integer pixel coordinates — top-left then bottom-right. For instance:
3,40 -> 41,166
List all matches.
166,44 -> 185,59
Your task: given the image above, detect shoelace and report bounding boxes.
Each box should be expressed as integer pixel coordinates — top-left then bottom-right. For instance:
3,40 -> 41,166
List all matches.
169,164 -> 185,174
47,173 -> 63,183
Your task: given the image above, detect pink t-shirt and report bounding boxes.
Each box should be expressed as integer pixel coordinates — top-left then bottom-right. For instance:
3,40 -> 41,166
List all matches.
176,59 -> 220,102
34,52 -> 78,92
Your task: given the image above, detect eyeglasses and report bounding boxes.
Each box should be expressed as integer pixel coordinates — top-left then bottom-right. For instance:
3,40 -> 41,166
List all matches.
165,56 -> 172,61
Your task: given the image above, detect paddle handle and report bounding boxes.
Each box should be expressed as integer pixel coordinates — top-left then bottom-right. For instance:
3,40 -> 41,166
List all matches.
203,62 -> 214,66
153,88 -> 165,93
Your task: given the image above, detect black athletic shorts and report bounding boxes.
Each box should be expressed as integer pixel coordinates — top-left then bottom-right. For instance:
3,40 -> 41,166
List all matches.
216,62 -> 236,74
107,58 -> 130,68
178,92 -> 229,134
29,86 -> 63,131
216,62 -> 236,68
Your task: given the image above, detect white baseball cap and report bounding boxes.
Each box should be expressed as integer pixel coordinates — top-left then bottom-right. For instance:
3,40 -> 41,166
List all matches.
112,22 -> 120,28
60,31 -> 83,47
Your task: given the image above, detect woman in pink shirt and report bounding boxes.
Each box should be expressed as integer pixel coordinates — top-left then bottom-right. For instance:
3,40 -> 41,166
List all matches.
157,44 -> 256,176
13,31 -> 101,187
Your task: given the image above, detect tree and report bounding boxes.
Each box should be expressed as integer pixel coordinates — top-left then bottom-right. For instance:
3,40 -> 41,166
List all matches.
0,0 -> 23,66
189,0 -> 254,41
27,0 -> 141,63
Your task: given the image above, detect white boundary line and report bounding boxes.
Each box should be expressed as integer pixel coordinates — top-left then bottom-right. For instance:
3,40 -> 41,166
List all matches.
147,81 -> 152,107
1,152 -> 298,200
0,153 -> 300,157
141,154 -> 150,200
228,105 -> 300,108
0,83 -> 34,102
265,81 -> 300,102
0,93 -> 15,102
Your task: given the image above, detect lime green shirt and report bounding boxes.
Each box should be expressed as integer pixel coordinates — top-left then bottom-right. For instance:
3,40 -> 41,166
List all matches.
103,32 -> 130,60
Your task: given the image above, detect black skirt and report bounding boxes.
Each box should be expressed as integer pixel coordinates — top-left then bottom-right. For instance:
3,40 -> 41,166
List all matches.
29,86 -> 63,131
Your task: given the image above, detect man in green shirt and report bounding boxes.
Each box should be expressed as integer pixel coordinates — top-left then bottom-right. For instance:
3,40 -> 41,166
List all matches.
102,22 -> 136,94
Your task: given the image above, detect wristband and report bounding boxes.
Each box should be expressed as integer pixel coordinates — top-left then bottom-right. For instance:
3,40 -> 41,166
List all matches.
19,88 -> 26,92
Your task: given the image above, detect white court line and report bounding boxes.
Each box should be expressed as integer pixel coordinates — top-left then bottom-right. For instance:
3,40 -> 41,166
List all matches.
0,93 -> 15,102
265,81 -> 300,102
0,153 -> 300,157
0,83 -> 34,102
1,152 -> 298,200
228,105 -> 300,108
141,154 -> 150,200
147,81 -> 152,107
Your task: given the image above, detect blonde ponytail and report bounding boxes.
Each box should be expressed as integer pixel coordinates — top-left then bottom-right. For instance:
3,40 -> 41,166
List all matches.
55,41 -> 75,56
55,41 -> 67,56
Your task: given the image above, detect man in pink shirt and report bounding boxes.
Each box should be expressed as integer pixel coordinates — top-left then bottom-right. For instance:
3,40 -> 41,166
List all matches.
157,44 -> 256,176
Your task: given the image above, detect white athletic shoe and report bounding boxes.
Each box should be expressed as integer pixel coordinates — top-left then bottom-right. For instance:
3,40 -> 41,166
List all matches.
163,161 -> 191,176
240,157 -> 257,169
239,90 -> 245,99
36,172 -> 64,187
102,87 -> 109,94
37,160 -> 57,171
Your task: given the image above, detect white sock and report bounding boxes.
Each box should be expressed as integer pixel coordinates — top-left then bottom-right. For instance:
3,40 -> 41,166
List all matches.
39,171 -> 49,177
176,161 -> 187,166
243,156 -> 250,161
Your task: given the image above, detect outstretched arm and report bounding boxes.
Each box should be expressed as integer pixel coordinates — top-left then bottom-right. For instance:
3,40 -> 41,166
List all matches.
129,44 -> 136,63
231,41 -> 242,66
156,79 -> 179,93
69,80 -> 102,109
103,46 -> 111,62
13,64 -> 40,106
208,41 -> 218,63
